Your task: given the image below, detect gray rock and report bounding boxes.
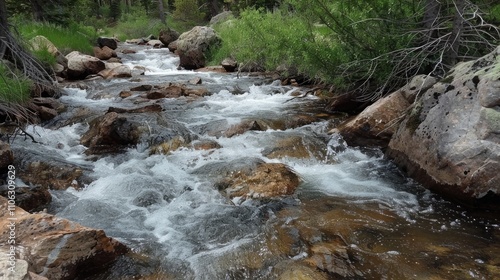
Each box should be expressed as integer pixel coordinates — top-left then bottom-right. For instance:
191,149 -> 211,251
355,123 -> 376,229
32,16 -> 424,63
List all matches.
176,26 -> 221,70
386,46 -> 500,209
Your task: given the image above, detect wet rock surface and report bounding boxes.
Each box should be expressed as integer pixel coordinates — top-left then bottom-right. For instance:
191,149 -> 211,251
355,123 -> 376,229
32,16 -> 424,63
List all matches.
0,196 -> 127,280
336,75 -> 437,147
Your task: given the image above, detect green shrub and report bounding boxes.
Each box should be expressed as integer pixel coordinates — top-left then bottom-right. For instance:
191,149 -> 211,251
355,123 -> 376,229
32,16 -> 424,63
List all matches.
209,8 -> 346,83
0,64 -> 32,104
173,0 -> 205,24
31,48 -> 57,68
103,11 -> 165,41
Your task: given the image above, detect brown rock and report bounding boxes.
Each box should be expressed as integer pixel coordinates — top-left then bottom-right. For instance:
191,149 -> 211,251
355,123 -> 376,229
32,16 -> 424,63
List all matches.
107,57 -> 122,63
221,58 -> 238,72
224,120 -> 264,138
66,51 -> 105,80
275,261 -> 328,280
34,104 -> 58,121
219,162 -> 300,199
93,46 -> 114,60
195,66 -> 227,73
80,112 -> 142,154
0,140 -> 14,170
149,136 -> 187,155
18,160 -> 84,190
167,40 -> 178,53
99,65 -> 132,79
119,91 -> 133,98
159,28 -> 180,46
146,85 -> 184,99
107,104 -> 162,114
97,37 -> 118,50
176,26 -> 220,70
335,75 -> 437,147
0,196 -> 127,280
0,185 -> 51,212
32,97 -> 65,112
191,139 -> 222,150
130,84 -> 153,91
184,87 -> 210,97
178,48 -> 206,70
147,39 -> 164,48
262,135 -> 326,160
121,49 -> 136,54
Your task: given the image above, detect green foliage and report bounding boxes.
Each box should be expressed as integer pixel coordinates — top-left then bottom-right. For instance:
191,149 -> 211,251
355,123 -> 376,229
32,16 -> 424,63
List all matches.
490,4 -> 500,23
173,0 -> 205,24
0,64 -> 32,104
6,0 -> 82,26
212,0 -> 499,100
31,48 -> 57,68
14,19 -> 95,55
109,0 -> 122,22
210,7 -> 367,83
103,10 -> 165,41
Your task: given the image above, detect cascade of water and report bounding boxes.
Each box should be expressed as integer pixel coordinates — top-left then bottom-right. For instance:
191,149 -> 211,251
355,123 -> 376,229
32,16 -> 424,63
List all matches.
10,44 -> 499,279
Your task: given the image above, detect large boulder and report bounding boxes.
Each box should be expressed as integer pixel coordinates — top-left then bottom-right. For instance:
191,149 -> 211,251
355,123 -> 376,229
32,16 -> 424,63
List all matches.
209,11 -> 234,26
176,26 -> 221,70
335,75 -> 437,147
66,51 -> 105,80
0,196 -> 127,280
159,28 -> 179,46
81,111 -> 195,155
29,35 -> 67,67
80,112 -> 142,154
386,46 -> 500,208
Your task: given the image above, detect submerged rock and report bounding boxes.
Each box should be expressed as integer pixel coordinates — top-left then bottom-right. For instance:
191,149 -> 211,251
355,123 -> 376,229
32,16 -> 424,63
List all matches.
387,47 -> 500,208
195,158 -> 300,200
12,146 -> 89,191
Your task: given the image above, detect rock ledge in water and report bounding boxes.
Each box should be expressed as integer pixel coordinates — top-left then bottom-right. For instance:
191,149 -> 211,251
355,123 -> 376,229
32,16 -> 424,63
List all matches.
0,196 -> 127,280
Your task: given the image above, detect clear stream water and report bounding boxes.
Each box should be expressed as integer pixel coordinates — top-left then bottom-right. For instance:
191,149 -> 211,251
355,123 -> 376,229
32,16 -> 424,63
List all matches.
12,45 -> 500,279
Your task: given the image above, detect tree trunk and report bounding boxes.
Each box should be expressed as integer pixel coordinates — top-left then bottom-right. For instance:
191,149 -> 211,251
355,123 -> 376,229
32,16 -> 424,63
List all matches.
158,0 -> 166,24
0,0 -> 9,59
207,0 -> 220,19
422,0 -> 440,35
30,0 -> 45,21
446,0 -> 465,66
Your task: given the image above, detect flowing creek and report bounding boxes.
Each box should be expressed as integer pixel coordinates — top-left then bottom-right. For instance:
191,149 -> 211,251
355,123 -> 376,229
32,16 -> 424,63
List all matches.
12,45 -> 500,279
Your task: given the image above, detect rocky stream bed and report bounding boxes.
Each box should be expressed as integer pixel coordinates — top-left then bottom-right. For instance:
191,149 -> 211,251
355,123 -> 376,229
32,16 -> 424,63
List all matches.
1,43 -> 500,279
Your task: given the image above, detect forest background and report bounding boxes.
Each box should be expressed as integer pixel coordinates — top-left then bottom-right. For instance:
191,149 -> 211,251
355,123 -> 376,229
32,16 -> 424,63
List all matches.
1,0 -> 499,121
